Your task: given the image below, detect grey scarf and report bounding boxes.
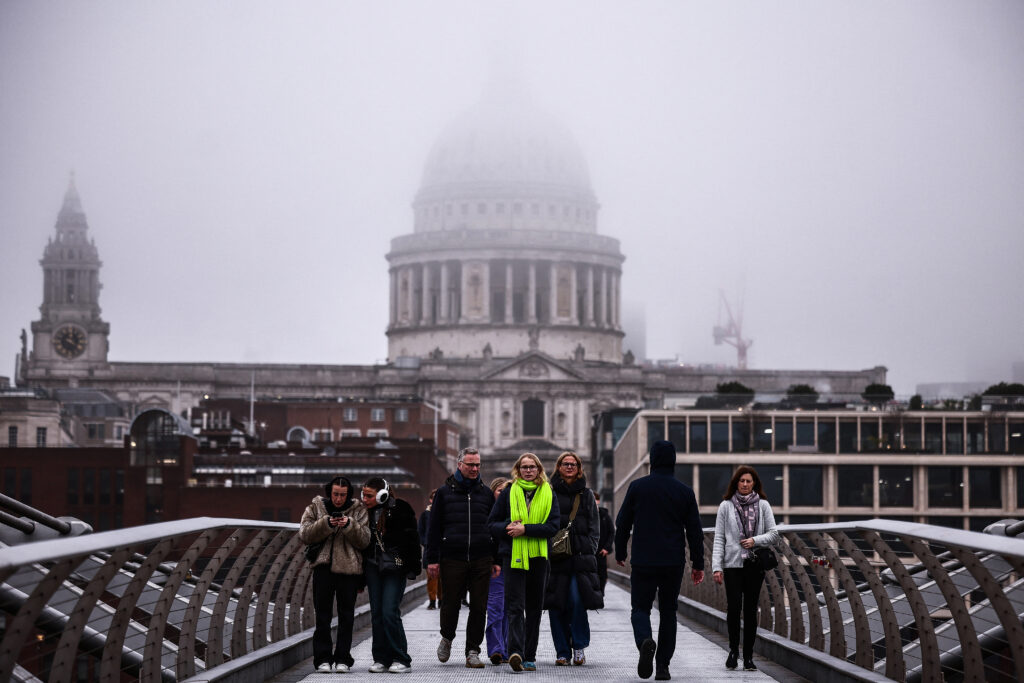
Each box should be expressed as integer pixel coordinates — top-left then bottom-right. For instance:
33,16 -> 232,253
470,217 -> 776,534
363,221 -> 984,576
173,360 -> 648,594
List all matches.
730,491 -> 760,560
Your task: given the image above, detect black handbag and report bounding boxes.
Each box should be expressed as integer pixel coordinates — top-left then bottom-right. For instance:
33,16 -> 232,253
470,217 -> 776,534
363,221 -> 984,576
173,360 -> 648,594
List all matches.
752,546 -> 778,571
374,533 -> 404,573
550,493 -> 580,560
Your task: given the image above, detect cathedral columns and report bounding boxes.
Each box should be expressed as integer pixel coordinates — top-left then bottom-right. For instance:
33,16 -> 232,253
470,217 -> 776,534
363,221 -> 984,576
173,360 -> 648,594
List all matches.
527,263 -> 537,323
599,268 -> 608,328
405,266 -> 415,325
389,270 -> 397,325
548,264 -> 558,323
505,263 -> 513,324
569,264 -> 578,323
611,271 -> 620,328
585,265 -> 594,326
420,263 -> 431,325
439,262 -> 450,323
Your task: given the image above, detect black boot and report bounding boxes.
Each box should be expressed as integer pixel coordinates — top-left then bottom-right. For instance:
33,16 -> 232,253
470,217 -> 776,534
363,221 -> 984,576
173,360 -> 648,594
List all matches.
743,658 -> 757,671
725,651 -> 738,670
655,665 -> 671,680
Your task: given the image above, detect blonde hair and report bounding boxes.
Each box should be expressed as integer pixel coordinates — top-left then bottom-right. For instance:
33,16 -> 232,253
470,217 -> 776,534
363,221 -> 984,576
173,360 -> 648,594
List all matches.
511,452 -> 548,483
489,476 -> 511,494
554,451 -> 584,482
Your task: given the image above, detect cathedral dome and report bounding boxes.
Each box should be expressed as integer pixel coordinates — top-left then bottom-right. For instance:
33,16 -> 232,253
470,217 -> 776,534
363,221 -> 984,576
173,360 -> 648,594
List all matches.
413,81 -> 598,234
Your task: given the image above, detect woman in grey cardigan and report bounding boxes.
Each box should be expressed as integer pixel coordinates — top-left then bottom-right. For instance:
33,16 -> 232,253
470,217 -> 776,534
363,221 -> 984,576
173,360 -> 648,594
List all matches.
711,466 -> 779,672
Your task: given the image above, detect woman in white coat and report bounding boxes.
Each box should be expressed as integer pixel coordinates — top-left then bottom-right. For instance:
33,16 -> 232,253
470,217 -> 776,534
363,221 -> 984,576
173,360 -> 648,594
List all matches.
711,465 -> 779,672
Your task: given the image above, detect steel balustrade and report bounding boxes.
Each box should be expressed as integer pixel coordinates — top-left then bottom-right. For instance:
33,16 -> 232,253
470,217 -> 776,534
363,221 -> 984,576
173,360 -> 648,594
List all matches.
679,519 -> 1024,683
5,517 -> 1024,681
0,518 -> 315,683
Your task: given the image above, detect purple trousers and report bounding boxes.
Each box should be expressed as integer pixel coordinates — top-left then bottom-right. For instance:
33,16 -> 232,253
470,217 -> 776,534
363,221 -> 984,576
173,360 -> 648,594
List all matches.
485,571 -> 507,658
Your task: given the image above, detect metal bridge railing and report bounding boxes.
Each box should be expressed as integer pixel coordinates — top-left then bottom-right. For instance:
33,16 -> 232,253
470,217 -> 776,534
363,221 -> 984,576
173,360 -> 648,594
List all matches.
0,518 -> 314,683
681,519 -> 1024,683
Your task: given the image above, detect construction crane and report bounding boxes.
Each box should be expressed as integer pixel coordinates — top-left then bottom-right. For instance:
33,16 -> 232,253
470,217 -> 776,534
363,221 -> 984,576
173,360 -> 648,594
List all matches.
713,290 -> 753,370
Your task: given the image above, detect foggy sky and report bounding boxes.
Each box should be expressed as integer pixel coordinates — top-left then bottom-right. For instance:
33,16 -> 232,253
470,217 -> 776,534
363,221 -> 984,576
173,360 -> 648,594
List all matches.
2,1 -> 1022,397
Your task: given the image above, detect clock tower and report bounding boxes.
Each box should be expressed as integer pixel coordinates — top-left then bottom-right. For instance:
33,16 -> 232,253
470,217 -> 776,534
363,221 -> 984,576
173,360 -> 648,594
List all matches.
22,176 -> 110,385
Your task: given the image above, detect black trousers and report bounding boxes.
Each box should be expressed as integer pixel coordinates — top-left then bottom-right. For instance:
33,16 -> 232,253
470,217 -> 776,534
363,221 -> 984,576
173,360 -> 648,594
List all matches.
629,565 -> 684,667
724,564 -> 765,659
439,555 -> 493,654
503,557 -> 548,662
596,553 -> 608,593
311,565 -> 361,667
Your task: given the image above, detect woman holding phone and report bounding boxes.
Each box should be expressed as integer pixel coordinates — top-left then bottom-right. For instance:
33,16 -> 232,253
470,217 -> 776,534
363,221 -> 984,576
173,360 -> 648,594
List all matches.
299,476 -> 371,673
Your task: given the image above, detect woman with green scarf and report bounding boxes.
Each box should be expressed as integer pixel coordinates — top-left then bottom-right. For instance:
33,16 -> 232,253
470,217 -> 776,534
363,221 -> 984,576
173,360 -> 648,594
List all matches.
488,452 -> 561,672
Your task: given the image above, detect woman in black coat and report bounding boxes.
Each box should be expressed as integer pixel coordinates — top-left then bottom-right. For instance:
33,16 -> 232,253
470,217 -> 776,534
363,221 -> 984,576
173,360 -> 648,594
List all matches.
544,451 -> 602,666
360,477 -> 422,674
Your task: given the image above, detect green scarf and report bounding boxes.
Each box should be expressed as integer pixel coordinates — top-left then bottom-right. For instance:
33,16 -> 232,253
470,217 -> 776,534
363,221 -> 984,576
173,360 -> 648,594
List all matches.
509,478 -> 552,571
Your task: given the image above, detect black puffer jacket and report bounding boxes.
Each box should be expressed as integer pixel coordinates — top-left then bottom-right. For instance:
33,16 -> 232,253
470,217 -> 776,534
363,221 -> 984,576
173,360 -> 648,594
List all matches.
543,474 -> 603,611
425,473 -> 496,564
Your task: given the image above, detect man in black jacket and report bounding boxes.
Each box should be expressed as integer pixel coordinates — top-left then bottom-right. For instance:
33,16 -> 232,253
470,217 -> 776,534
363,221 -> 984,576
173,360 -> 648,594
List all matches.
616,440 -> 705,681
426,447 -> 499,669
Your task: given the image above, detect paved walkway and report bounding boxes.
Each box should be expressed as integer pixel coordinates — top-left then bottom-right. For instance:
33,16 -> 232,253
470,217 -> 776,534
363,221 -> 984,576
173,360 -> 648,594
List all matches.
277,581 -> 804,682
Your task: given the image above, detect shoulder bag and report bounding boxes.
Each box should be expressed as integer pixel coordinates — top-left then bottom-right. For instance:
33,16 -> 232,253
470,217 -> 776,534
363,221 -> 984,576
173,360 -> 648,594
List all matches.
550,493 -> 581,560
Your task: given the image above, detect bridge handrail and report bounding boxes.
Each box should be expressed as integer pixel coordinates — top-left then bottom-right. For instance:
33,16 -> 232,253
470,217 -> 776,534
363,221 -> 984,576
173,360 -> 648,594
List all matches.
0,517 -> 311,683
682,518 -> 1024,683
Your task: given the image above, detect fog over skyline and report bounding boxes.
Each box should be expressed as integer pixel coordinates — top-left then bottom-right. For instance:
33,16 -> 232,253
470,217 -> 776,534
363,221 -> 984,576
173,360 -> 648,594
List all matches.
2,1 -> 1022,398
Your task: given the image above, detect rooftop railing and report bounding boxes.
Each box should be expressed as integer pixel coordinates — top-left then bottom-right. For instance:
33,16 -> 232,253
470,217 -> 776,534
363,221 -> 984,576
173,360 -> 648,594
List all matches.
681,519 -> 1024,683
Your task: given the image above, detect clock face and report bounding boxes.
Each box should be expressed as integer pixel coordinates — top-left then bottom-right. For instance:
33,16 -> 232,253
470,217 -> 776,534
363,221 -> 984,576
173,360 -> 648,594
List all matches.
53,325 -> 87,359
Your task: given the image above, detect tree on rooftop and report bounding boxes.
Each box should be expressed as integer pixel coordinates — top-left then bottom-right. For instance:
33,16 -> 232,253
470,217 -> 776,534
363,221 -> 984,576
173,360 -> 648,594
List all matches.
786,384 -> 819,405
861,383 -> 894,405
983,382 -> 1024,396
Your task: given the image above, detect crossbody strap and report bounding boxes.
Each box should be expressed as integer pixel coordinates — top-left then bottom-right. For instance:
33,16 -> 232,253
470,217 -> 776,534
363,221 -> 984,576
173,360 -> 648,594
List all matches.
566,493 -> 581,526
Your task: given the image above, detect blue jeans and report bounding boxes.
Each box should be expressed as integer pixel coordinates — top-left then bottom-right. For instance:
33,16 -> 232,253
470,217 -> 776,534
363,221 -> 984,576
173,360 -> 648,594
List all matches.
485,571 -> 507,658
548,574 -> 590,659
629,565 -> 684,667
364,564 -> 410,667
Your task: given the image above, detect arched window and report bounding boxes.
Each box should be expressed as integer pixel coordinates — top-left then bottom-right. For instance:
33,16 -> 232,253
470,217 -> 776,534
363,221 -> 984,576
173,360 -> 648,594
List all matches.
286,426 -> 310,443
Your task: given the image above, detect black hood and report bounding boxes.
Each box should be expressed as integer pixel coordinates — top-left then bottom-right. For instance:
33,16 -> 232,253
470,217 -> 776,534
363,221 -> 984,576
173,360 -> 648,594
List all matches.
649,440 -> 677,472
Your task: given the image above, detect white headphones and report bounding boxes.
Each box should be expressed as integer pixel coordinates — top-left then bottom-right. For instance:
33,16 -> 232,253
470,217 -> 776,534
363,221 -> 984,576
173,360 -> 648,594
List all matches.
376,479 -> 391,505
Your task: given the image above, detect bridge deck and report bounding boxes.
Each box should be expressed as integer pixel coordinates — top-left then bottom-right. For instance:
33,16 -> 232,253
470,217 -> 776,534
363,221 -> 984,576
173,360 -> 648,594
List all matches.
271,581 -> 806,682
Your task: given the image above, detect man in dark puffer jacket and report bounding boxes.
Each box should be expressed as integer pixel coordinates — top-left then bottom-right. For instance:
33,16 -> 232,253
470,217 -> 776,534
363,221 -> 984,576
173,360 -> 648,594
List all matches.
426,447 -> 499,669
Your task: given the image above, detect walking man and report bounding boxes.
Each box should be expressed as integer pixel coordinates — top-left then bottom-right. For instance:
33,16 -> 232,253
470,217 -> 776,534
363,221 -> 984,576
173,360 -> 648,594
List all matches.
616,440 -> 705,681
426,447 -> 500,669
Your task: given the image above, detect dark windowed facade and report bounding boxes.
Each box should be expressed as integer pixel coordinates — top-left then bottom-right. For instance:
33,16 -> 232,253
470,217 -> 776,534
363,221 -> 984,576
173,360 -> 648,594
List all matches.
522,399 -> 545,437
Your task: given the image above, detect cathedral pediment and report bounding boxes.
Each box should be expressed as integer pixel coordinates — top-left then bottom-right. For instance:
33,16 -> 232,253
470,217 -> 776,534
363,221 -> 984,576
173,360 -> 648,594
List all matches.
481,352 -> 583,382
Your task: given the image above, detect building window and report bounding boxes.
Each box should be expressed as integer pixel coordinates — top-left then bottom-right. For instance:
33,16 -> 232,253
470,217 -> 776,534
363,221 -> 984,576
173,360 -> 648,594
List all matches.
7,426 -> 16,447
522,399 -> 545,437
774,420 -> 793,451
928,466 -> 963,508
837,465 -> 873,507
690,420 -> 708,453
99,469 -> 111,505
36,427 -> 47,448
699,464 -> 732,506
21,469 -> 31,505
367,428 -> 389,438
340,429 -> 361,438
647,419 -> 665,452
759,464 -> 784,504
3,468 -> 14,497
710,421 -> 729,453
68,468 -> 79,505
879,466 -> 913,507
969,467 -> 1001,508
371,408 -> 386,423
343,407 -> 358,422
83,468 -> 95,505
789,466 -> 823,506
667,421 -> 685,453
395,408 -> 409,422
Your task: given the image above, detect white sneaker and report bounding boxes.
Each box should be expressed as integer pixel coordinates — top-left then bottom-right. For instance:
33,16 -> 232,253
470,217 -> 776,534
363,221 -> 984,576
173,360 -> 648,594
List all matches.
316,663 -> 332,673
368,662 -> 387,673
388,662 -> 411,673
334,662 -> 350,673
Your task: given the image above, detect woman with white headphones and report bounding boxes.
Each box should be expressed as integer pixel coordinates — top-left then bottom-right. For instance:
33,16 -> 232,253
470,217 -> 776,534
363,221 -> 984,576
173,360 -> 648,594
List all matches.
361,477 -> 421,674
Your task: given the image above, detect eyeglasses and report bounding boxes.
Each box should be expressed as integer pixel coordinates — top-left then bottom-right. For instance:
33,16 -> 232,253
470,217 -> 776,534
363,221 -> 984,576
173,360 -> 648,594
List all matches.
461,462 -> 481,469
519,465 -> 538,471
560,462 -> 579,469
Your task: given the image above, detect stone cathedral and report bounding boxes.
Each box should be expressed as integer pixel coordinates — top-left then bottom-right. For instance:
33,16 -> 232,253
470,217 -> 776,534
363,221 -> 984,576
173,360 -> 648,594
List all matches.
15,85 -> 886,473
